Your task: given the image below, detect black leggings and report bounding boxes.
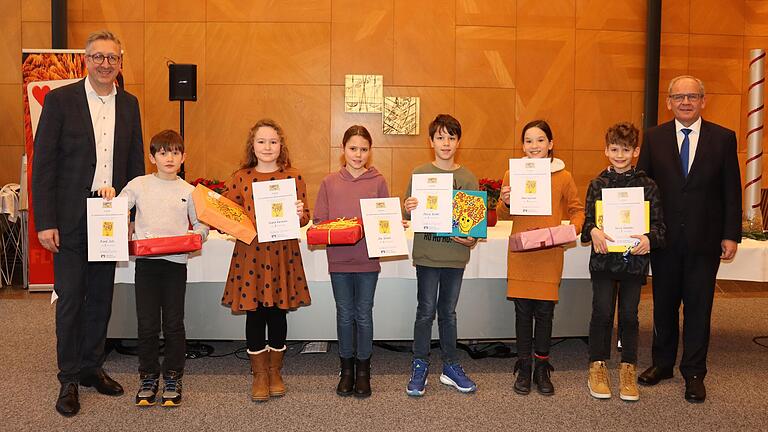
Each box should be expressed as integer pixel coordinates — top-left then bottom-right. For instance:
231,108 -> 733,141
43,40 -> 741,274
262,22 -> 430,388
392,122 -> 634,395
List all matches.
246,305 -> 287,351
514,298 -> 556,359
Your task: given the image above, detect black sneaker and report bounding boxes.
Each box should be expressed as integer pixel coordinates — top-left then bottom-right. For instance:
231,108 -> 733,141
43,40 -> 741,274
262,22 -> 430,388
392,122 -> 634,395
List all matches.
135,374 -> 159,406
161,372 -> 183,407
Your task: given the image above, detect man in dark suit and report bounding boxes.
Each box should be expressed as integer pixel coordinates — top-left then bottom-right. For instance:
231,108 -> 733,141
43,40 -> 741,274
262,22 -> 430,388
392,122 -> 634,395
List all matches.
32,30 -> 144,416
636,75 -> 742,403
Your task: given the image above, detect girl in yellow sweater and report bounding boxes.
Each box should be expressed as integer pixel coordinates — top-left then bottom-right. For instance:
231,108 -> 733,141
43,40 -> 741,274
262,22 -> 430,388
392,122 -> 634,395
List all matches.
497,120 -> 584,396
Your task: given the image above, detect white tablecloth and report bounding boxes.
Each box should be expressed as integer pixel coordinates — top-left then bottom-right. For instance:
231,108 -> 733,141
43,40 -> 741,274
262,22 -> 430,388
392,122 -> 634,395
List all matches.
114,221 -> 768,283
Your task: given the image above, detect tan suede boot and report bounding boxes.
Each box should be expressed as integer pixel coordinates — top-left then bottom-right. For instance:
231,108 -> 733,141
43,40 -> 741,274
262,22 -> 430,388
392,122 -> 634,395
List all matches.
267,346 -> 286,397
248,348 -> 269,402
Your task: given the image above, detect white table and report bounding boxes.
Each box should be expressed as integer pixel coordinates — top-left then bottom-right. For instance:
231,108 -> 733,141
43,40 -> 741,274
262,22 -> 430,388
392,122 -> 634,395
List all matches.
107,222 -> 767,340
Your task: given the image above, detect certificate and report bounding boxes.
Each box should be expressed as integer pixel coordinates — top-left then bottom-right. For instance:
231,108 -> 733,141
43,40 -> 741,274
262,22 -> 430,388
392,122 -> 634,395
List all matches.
410,173 -> 453,232
509,158 -> 552,215
87,197 -> 129,262
359,197 -> 409,258
252,178 -> 300,242
600,187 -> 648,252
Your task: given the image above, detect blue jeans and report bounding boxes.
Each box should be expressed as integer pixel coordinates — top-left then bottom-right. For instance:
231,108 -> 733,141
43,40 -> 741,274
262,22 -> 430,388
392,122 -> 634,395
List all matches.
330,272 -> 379,360
412,265 -> 465,365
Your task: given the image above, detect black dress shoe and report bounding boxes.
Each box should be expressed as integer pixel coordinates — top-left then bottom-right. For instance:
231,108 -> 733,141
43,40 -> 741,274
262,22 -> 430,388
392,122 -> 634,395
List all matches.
80,369 -> 124,396
55,383 -> 80,417
684,375 -> 706,403
638,365 -> 673,386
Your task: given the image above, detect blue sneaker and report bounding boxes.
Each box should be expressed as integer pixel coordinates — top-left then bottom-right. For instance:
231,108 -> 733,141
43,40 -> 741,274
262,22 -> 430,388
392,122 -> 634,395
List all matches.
440,363 -> 477,393
406,359 -> 429,396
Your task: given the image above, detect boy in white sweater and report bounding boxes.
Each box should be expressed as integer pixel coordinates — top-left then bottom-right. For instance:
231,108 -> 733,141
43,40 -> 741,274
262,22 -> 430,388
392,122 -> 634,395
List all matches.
99,129 -> 208,407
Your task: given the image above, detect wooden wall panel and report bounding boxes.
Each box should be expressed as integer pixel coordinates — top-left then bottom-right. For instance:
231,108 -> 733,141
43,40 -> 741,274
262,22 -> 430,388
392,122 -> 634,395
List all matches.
575,29 -> 646,91
455,25 -> 516,88
207,0 -> 331,22
205,84 -> 330,201
516,28 -> 575,150
572,149 -> 607,198
573,90 -> 635,151
206,23 -> 331,85
393,0 -> 455,86
22,22 -> 52,49
391,148 -> 439,198
691,0 -> 745,36
659,33 -> 689,92
0,84 -> 23,146
0,0 -> 21,84
517,0 -> 575,28
689,35 -> 743,94
147,0 -> 206,22
330,0 -> 394,85
21,0 -> 50,21
454,88 -> 516,149
456,0 -> 516,27
82,0 -> 145,22
575,0 -> 646,31
0,145 -> 24,187
661,0 -> 690,34
746,1 -> 768,36
68,22 -> 145,84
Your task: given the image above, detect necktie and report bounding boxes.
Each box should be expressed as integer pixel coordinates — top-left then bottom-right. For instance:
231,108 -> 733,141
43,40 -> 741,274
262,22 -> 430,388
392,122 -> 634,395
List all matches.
680,128 -> 692,177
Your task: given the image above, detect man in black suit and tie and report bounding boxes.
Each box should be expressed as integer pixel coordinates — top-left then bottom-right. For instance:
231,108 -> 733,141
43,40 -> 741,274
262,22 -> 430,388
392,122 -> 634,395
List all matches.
636,75 -> 742,403
32,30 -> 144,416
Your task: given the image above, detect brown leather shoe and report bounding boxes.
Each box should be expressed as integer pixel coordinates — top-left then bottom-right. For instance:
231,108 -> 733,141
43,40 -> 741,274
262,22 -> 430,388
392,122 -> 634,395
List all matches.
684,375 -> 706,403
637,365 -> 673,386
80,369 -> 124,396
55,383 -> 80,417
248,349 -> 269,402
267,347 -> 286,397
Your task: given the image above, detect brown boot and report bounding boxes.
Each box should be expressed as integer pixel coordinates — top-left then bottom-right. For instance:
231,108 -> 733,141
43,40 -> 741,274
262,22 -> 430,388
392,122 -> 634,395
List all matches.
267,346 -> 286,397
248,348 -> 269,402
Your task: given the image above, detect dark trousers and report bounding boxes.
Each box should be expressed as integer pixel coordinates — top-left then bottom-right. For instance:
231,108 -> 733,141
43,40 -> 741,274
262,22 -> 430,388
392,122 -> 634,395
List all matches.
650,243 -> 720,378
134,259 -> 187,377
514,298 -> 555,359
54,226 -> 116,384
589,278 -> 642,364
246,305 -> 287,351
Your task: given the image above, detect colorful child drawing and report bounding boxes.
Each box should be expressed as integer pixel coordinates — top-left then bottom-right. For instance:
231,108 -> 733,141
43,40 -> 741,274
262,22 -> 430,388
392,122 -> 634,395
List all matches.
453,191 -> 487,235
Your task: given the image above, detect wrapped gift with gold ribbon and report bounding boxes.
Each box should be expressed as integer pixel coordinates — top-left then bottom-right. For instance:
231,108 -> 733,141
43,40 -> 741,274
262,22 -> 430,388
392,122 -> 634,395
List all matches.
307,217 -> 364,245
129,234 -> 202,256
191,184 -> 256,244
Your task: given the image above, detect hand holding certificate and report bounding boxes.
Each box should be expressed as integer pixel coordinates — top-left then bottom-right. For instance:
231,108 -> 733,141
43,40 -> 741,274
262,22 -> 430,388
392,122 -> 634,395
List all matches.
252,178 -> 300,242
509,158 -> 552,215
599,187 -> 648,252
410,173 -> 453,232
360,197 -> 409,257
87,197 -> 129,261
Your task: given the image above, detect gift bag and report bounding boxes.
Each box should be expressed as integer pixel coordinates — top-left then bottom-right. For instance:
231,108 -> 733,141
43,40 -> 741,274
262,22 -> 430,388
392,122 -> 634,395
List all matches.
191,184 -> 256,244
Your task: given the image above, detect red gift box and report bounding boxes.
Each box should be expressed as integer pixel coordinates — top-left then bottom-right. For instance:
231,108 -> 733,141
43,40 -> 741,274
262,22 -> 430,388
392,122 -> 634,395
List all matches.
307,218 -> 364,245
128,234 -> 203,256
509,224 -> 577,252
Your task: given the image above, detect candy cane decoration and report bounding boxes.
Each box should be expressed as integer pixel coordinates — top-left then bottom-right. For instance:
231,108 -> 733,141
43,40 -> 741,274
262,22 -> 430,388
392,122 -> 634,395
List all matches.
746,49 -> 765,223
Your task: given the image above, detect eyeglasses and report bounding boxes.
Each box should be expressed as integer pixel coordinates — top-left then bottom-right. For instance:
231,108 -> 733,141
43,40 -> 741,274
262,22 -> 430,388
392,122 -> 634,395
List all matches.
87,53 -> 121,65
669,93 -> 703,102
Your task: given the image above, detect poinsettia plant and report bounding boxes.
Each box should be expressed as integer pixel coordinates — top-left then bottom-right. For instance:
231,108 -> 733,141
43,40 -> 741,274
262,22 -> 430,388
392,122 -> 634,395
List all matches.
479,178 -> 502,208
190,177 -> 226,194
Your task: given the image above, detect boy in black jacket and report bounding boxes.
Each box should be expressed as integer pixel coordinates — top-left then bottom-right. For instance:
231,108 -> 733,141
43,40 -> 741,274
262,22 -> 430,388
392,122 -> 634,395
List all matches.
581,122 -> 665,402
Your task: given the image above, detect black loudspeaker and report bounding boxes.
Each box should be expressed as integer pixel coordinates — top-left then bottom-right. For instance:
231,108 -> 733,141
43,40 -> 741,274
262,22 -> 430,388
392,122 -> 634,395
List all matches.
168,63 -> 197,101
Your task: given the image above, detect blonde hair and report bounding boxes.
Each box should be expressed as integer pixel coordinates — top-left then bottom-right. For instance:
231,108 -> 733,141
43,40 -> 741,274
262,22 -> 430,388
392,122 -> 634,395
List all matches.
241,118 -> 291,170
85,30 -> 122,53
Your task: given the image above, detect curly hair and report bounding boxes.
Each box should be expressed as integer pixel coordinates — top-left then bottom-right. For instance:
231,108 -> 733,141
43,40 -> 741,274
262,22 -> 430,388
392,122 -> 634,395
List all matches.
241,118 -> 291,170
605,122 -> 639,149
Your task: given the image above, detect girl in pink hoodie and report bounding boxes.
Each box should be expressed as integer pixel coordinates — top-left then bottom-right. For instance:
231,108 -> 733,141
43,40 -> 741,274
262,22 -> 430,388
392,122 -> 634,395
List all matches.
313,125 -> 389,398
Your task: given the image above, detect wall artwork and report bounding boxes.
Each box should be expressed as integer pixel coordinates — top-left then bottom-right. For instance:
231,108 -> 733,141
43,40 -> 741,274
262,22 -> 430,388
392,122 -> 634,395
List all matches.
382,96 -> 420,135
344,74 -> 383,113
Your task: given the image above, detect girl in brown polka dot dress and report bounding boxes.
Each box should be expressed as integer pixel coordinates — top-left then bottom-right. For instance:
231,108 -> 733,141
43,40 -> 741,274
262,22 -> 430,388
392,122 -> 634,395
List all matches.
220,118 -> 311,402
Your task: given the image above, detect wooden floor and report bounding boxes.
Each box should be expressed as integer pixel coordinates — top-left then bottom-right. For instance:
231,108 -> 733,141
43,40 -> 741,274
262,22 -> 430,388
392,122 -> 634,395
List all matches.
1,279 -> 767,300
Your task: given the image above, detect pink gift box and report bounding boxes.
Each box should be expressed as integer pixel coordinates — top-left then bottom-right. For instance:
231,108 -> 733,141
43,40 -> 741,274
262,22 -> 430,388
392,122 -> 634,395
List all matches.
509,225 -> 577,252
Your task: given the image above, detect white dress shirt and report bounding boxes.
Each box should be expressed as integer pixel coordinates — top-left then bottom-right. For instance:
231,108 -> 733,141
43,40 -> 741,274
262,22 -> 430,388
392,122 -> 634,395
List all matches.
674,117 -> 702,175
85,77 -> 117,191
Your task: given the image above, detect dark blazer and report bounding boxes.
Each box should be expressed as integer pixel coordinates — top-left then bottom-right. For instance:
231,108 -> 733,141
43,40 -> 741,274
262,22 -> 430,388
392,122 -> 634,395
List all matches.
32,78 -> 144,236
637,119 -> 741,256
